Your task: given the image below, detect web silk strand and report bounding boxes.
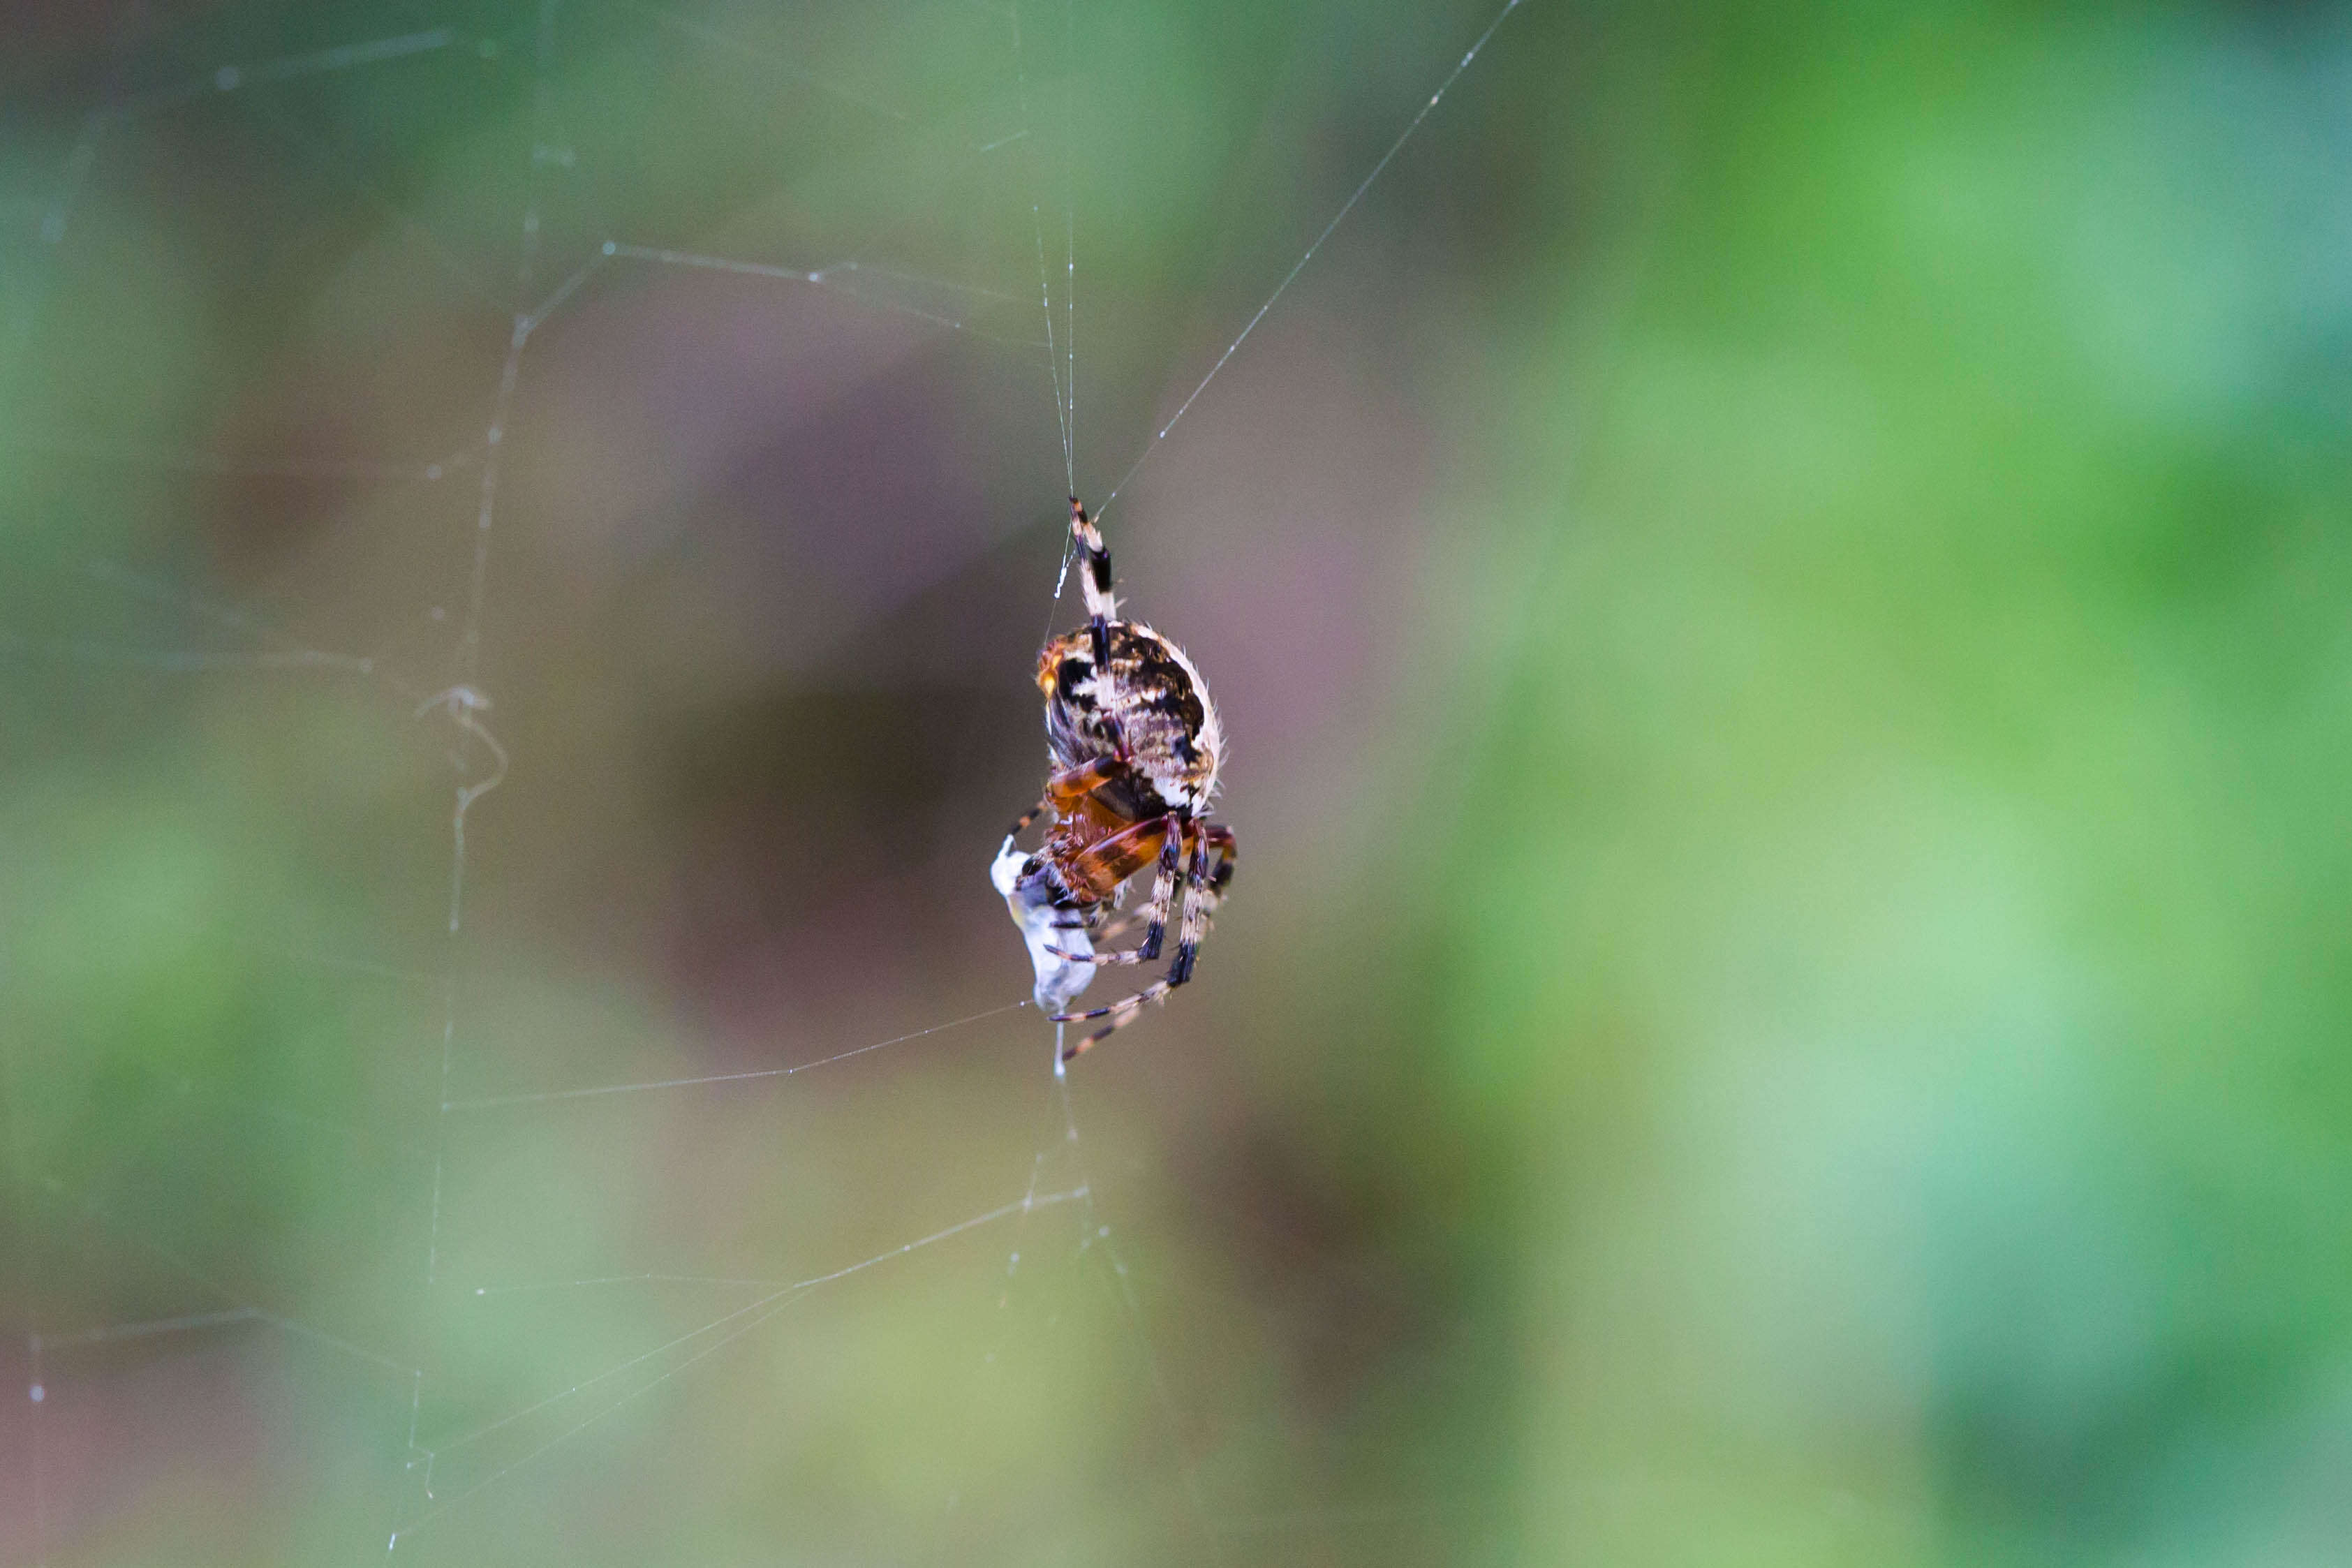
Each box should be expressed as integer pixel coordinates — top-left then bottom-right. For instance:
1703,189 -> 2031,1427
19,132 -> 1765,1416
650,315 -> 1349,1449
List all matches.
392,2 -> 562,1553
1011,3 -> 1075,494
1101,0 -> 1526,515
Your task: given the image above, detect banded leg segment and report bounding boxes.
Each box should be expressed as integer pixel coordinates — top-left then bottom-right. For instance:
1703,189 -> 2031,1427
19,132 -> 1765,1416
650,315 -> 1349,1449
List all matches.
1063,813 -> 1171,900
1070,813 -> 1190,968
1071,498 -> 1116,666
1166,830 -> 1211,985
1200,821 -> 1236,908
1054,829 -> 1213,1060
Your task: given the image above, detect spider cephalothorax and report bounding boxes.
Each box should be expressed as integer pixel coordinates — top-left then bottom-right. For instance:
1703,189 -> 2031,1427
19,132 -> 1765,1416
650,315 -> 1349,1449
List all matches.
992,499 -> 1236,1061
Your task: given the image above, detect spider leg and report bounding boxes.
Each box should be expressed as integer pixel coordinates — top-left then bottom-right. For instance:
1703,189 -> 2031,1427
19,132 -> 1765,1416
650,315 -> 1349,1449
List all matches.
1005,755 -> 1134,838
1038,813 -> 1177,963
1071,498 -> 1116,667
1071,813 -> 1170,890
1062,814 -> 1187,968
1054,829 -> 1212,1060
1199,821 -> 1236,911
1089,906 -> 1151,943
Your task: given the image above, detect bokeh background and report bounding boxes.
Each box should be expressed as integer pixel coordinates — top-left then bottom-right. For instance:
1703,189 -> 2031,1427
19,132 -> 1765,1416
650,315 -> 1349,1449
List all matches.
4,0 -> 2351,1563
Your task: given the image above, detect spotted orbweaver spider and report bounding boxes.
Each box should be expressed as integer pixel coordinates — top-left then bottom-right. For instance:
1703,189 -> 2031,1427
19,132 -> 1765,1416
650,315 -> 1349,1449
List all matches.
992,499 -> 1236,1062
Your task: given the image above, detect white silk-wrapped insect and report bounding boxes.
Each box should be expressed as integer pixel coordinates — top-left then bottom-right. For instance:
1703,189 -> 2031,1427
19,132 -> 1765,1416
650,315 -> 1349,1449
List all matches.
991,834 -> 1099,1014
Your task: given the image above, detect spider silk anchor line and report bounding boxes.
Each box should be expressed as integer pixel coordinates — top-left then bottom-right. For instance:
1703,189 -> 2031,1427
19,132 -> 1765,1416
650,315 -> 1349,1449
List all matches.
1096,0 -> 1527,520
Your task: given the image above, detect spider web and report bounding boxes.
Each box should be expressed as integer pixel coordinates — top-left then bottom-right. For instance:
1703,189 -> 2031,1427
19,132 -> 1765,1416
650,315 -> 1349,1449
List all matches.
0,1 -> 1521,1561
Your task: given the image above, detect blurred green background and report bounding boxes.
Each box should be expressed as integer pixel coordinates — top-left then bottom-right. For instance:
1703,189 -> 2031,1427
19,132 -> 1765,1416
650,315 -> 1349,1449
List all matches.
4,1 -> 2351,1563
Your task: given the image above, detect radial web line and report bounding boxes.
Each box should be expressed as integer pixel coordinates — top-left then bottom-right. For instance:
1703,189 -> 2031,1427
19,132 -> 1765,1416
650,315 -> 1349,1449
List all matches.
1056,1064 -> 1227,1563
390,1 -> 561,1552
471,1273 -> 783,1298
0,561 -> 391,683
973,1143 -> 1054,1411
225,83 -> 502,309
473,1189 -> 1090,1298
1063,0 -> 1077,482
390,1189 -> 1086,1544
627,3 -> 911,122
600,243 -> 1044,345
31,1308 -> 258,1349
0,434 -> 454,480
1100,0 -> 1527,514
22,1176 -> 420,1378
808,259 -> 1021,303
1010,1 -> 1074,492
115,27 -> 458,117
146,1062 -> 430,1162
522,248 -> 609,333
0,633 -> 373,673
439,1000 -> 1030,1111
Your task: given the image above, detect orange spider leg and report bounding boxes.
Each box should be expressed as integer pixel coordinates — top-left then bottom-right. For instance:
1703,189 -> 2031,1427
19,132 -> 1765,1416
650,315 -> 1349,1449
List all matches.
1061,813 -> 1171,901
1074,813 -> 1195,968
1006,755 -> 1130,837
1052,816 -> 1233,969
1041,813 -> 1182,963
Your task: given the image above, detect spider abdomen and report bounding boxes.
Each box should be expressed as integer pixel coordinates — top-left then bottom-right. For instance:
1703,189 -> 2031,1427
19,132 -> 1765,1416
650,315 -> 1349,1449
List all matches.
1037,619 -> 1222,813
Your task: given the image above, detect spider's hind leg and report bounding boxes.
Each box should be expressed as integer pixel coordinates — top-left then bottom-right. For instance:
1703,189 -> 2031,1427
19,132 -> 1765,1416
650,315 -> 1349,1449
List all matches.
1199,821 -> 1236,912
1062,814 -> 1188,968
1054,830 -> 1213,1060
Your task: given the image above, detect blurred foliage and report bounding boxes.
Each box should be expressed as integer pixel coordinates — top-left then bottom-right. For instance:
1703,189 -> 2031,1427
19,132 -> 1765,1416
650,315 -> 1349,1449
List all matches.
1429,4 -> 2352,1563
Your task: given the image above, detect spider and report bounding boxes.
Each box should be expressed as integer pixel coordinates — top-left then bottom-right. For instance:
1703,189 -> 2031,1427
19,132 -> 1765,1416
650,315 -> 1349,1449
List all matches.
991,498 -> 1236,1063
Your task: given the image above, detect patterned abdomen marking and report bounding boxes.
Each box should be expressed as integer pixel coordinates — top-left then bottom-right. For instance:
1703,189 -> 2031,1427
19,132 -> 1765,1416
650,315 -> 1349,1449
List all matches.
1036,621 -> 1222,812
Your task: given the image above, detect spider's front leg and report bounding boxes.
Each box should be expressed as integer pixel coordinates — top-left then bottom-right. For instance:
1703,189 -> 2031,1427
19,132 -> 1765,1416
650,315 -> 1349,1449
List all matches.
1071,498 -> 1116,667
